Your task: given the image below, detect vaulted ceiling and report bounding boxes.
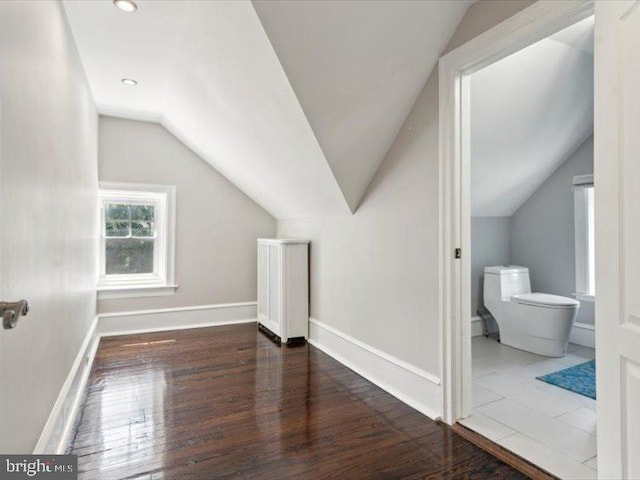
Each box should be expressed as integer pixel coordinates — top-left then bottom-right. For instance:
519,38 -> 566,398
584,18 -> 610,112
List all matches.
471,16 -> 594,217
252,0 -> 472,212
63,0 -> 471,218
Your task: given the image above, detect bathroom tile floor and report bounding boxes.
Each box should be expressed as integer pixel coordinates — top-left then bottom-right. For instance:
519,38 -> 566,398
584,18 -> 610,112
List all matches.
461,336 -> 597,480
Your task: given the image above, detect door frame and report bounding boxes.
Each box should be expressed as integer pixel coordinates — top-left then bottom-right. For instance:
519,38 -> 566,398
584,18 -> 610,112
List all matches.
438,0 -> 594,425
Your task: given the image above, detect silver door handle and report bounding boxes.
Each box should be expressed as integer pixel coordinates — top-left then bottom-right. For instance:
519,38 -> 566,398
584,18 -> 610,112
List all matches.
0,300 -> 29,329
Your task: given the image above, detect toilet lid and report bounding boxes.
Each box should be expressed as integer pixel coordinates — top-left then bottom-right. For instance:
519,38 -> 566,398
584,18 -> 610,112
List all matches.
511,293 -> 580,308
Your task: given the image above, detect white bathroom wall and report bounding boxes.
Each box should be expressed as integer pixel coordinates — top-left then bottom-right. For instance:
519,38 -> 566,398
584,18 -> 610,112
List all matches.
510,136 -> 594,325
471,138 -> 594,328
470,217 -> 510,315
469,22 -> 594,218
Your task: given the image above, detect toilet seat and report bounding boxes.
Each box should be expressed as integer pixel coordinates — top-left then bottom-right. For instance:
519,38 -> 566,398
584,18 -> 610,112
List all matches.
511,292 -> 579,309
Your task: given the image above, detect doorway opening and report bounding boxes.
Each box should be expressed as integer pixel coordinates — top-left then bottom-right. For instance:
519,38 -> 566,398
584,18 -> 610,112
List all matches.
439,2 -> 596,479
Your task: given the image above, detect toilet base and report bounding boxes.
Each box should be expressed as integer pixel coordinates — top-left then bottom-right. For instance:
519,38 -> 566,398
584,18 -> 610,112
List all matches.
500,330 -> 568,357
487,300 -> 578,358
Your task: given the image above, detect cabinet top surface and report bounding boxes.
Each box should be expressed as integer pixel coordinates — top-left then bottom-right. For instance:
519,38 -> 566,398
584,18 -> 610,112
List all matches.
257,238 -> 311,244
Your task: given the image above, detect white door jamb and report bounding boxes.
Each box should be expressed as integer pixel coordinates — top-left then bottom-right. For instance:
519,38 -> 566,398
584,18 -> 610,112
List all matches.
438,0 -> 594,425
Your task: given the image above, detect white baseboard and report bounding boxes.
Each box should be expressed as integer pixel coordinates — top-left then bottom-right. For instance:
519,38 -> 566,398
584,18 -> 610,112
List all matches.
308,318 -> 442,420
35,301 -> 258,454
569,321 -> 595,348
33,315 -> 101,454
37,305 -> 594,454
472,316 -> 594,350
98,301 -> 258,337
471,316 -> 483,337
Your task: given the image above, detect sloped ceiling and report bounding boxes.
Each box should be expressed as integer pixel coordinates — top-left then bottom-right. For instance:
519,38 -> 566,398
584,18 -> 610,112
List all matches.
63,0 -> 347,219
471,17 -> 594,217
252,0 -> 472,212
63,0 -> 471,218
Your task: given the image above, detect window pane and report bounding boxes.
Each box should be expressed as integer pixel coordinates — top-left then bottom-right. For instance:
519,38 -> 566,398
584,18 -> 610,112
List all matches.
105,238 -> 154,275
105,203 -> 130,237
131,204 -> 155,237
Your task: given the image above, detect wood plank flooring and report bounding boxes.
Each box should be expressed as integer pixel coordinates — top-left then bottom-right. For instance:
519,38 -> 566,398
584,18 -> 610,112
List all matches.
69,324 -> 526,479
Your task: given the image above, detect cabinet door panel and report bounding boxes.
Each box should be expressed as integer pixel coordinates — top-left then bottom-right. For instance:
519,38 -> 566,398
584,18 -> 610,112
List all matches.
257,243 -> 269,322
268,245 -> 281,335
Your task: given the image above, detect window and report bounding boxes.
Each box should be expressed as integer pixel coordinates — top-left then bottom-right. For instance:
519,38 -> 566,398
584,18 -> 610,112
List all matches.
573,174 -> 594,302
98,182 -> 176,299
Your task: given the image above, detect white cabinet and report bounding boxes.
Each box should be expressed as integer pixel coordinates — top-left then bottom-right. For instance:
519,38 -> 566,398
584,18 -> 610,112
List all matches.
257,238 -> 309,344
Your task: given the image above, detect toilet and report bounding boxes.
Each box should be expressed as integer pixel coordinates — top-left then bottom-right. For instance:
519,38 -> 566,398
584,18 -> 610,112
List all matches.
483,265 -> 579,357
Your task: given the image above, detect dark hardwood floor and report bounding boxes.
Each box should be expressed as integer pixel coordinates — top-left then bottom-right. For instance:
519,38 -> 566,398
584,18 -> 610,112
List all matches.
69,323 -> 526,479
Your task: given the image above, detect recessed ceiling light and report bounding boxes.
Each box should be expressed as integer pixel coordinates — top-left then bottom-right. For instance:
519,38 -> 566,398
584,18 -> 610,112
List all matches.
121,78 -> 138,86
113,0 -> 137,13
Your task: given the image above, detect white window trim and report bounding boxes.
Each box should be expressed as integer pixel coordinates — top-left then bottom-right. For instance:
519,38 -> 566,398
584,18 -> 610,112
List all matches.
97,182 -> 177,300
573,174 -> 594,302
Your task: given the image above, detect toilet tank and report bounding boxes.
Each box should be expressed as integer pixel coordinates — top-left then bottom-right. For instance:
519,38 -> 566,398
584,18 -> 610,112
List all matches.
483,266 -> 531,308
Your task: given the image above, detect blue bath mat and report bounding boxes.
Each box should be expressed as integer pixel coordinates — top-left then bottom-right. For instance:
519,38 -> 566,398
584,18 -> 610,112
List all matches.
536,360 -> 596,400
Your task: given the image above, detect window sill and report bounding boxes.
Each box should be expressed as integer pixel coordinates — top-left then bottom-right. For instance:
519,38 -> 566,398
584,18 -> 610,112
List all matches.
97,284 -> 178,300
573,293 -> 595,303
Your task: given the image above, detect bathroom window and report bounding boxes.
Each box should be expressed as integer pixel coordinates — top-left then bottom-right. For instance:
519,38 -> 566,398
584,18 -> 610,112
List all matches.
97,182 -> 176,299
573,175 -> 595,302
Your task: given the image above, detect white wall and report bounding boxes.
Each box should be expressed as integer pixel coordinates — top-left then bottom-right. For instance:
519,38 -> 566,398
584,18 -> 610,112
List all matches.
511,136 -> 594,325
97,116 -> 276,314
470,31 -> 593,217
0,1 -> 98,453
470,217 -> 510,315
279,1 -> 535,379
252,0 -> 472,213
